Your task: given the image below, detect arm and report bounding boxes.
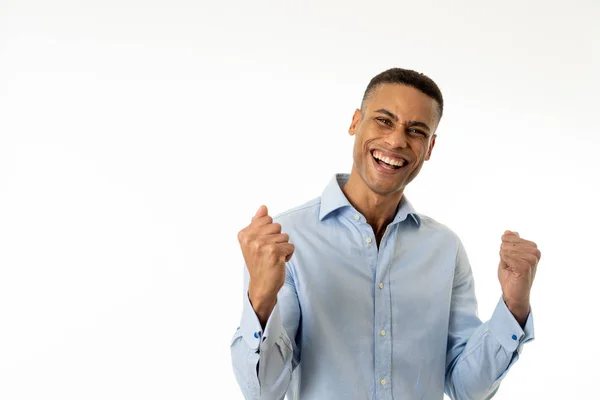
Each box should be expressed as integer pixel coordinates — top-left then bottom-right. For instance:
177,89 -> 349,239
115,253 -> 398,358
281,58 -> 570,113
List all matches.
444,238 -> 535,400
230,262 -> 301,400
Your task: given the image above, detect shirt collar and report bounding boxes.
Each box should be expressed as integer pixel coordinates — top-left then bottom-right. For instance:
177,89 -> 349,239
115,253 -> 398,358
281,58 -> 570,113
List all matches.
318,173 -> 421,227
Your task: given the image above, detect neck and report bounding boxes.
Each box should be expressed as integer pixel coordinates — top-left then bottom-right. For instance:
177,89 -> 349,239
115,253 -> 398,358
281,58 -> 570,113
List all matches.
341,170 -> 403,243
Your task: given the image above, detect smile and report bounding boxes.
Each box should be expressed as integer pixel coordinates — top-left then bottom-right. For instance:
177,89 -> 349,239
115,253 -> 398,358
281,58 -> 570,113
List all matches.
371,149 -> 407,172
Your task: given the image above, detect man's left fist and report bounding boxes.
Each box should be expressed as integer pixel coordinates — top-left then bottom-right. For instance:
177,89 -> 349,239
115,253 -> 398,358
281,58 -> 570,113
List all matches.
498,230 -> 542,325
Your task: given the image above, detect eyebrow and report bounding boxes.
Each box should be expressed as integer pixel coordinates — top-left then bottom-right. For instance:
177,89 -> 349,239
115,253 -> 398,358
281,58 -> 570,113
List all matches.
374,108 -> 431,132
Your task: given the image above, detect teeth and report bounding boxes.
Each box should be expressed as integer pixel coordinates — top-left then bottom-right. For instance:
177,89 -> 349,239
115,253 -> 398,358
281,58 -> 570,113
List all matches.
373,151 -> 405,167
382,157 -> 403,166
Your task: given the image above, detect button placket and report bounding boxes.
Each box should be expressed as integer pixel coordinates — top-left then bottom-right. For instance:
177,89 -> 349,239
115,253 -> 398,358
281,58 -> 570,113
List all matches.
374,275 -> 391,396
374,226 -> 394,397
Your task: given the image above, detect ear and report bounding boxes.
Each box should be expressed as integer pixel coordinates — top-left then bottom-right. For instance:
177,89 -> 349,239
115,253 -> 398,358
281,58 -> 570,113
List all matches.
425,134 -> 436,161
348,109 -> 362,136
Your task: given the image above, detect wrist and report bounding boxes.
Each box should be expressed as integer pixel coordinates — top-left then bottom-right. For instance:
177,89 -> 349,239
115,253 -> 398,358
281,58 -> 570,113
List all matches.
503,296 -> 530,326
248,285 -> 277,324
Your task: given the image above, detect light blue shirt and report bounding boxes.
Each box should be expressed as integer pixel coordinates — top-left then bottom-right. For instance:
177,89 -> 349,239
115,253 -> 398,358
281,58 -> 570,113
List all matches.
231,173 -> 534,400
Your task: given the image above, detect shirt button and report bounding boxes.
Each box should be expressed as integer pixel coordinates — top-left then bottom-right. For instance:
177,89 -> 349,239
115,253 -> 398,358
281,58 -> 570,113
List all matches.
380,330 -> 386,336
354,214 -> 360,220
366,237 -> 372,244
380,379 -> 387,385
379,282 -> 384,289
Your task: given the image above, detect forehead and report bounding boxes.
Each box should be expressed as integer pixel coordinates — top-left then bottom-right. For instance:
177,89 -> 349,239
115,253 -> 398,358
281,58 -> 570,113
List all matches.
365,83 -> 439,125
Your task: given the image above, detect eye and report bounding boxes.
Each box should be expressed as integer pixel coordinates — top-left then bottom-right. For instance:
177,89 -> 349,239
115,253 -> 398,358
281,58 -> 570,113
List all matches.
376,117 -> 393,127
408,128 -> 427,137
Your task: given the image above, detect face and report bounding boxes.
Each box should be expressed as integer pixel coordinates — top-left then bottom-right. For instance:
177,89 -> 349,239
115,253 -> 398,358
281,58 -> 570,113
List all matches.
348,83 -> 440,196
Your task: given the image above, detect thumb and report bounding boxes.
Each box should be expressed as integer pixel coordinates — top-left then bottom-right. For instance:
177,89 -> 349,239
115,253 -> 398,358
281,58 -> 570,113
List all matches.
254,205 -> 268,219
504,230 -> 519,237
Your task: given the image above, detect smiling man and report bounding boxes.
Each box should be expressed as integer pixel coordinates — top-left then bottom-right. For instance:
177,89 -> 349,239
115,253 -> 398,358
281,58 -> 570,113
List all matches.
231,68 -> 541,400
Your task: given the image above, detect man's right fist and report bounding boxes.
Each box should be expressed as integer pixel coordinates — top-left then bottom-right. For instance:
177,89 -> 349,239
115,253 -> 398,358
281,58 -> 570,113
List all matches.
237,205 -> 295,322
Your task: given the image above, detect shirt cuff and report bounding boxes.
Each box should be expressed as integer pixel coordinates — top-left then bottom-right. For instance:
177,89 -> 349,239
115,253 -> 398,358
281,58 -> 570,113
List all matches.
240,291 -> 284,352
488,296 -> 535,353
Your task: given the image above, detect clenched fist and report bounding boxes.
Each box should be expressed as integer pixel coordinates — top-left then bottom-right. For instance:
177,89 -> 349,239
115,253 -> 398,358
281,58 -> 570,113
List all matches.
498,230 -> 541,326
237,205 -> 295,325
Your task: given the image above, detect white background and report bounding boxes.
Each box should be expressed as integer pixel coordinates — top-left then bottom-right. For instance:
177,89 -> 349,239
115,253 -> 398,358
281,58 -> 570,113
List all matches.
1,0 -> 598,399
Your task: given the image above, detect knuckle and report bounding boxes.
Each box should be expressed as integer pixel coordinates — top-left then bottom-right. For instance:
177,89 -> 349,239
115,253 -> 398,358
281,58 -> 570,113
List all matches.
272,223 -> 282,232
265,243 -> 278,255
531,255 -> 539,265
251,239 -> 262,252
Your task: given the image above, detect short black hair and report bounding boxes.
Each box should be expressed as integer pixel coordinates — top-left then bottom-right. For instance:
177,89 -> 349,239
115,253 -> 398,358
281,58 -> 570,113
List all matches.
361,68 -> 444,119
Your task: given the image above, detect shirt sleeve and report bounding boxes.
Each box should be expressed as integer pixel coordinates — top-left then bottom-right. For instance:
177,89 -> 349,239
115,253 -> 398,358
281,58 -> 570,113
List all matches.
230,262 -> 301,400
444,237 -> 535,400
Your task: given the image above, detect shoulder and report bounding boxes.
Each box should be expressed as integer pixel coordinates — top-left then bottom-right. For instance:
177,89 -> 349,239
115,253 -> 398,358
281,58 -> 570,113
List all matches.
414,213 -> 470,273
272,196 -> 322,232
415,212 -> 461,247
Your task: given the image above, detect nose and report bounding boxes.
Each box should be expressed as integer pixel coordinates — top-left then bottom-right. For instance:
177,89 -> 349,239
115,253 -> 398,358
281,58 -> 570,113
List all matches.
383,127 -> 408,149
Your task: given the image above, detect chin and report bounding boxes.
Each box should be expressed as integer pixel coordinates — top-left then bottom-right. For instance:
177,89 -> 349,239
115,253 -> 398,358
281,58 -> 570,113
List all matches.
369,183 -> 404,196
364,173 -> 405,196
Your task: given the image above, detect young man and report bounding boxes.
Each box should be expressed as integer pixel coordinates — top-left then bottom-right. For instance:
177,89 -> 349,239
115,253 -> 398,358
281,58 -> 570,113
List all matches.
231,68 -> 541,400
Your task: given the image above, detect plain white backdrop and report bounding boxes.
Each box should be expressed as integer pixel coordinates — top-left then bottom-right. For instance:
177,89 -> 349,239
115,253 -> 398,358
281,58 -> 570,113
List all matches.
1,0 -> 599,399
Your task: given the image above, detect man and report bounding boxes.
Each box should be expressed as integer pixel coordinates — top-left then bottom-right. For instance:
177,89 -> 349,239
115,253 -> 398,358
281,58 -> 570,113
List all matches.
230,68 -> 541,400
